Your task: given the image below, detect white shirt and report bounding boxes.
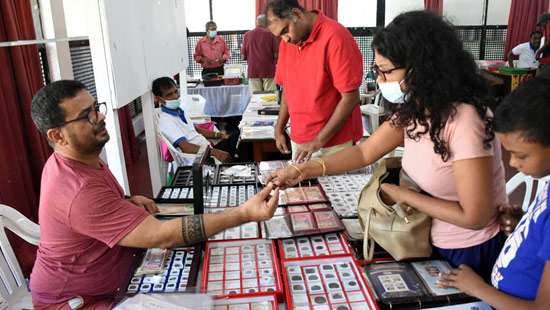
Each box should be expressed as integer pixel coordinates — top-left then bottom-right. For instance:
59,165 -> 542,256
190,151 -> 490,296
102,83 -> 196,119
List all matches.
157,107 -> 209,148
512,42 -> 539,69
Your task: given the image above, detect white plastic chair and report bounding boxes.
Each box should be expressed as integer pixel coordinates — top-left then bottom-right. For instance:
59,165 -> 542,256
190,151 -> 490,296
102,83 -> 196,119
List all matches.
0,204 -> 40,309
361,91 -> 385,136
154,108 -> 196,167
157,130 -> 195,167
506,172 -> 550,211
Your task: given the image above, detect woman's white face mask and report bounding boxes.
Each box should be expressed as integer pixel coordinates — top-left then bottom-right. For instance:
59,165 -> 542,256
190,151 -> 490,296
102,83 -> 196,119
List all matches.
378,79 -> 406,104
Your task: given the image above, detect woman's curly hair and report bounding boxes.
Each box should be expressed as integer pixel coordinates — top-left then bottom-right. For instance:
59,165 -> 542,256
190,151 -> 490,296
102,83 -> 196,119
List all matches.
372,10 -> 495,161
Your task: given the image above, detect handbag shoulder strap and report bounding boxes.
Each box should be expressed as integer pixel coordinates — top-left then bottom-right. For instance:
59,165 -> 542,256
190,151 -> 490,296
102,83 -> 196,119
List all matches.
363,208 -> 376,261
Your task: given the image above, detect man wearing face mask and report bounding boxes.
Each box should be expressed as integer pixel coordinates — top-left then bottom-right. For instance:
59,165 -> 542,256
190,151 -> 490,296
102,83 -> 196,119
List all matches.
194,21 -> 230,77
265,0 -> 363,162
152,77 -> 239,163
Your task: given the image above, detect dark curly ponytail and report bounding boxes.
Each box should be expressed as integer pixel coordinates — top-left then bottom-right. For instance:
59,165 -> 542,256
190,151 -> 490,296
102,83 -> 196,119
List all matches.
373,10 -> 495,161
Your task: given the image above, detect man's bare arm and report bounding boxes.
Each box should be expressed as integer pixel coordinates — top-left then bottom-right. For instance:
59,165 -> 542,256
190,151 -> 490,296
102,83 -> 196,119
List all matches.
119,184 -> 279,248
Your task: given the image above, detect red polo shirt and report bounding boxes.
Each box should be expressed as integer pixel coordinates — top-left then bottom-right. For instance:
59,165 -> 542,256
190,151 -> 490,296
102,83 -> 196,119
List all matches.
275,11 -> 363,147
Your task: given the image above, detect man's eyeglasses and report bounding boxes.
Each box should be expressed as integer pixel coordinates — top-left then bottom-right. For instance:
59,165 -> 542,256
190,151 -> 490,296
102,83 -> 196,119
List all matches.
58,102 -> 107,127
371,63 -> 404,81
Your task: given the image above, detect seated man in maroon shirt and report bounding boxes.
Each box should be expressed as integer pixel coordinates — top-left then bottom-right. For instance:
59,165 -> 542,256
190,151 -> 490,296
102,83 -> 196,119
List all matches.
29,80 -> 279,309
241,14 -> 279,93
265,0 -> 364,162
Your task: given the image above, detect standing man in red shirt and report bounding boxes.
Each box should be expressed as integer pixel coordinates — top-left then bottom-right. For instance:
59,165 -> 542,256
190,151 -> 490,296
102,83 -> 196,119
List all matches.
241,14 -> 280,93
194,21 -> 230,77
266,0 -> 363,162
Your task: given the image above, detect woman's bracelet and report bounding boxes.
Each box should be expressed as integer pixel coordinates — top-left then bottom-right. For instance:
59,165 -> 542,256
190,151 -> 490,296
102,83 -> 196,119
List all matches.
313,158 -> 327,176
288,164 -> 304,178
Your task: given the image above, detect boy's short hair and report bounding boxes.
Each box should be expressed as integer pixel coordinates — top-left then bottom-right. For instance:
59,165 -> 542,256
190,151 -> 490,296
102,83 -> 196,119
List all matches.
151,77 -> 176,97
494,78 -> 550,146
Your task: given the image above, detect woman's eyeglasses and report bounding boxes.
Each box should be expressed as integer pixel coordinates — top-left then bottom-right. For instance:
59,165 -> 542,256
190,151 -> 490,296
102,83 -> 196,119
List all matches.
371,63 -> 404,81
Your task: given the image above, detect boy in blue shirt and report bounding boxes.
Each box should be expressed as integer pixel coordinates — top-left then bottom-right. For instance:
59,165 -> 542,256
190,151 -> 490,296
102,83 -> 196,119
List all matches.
440,78 -> 550,309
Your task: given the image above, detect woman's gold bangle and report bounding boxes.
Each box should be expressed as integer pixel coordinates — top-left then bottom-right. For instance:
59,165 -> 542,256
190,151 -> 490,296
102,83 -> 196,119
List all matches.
314,158 -> 327,176
289,164 -> 304,178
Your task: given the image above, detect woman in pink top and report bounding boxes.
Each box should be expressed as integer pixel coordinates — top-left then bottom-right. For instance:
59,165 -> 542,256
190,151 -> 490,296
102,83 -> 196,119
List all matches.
270,10 -> 507,281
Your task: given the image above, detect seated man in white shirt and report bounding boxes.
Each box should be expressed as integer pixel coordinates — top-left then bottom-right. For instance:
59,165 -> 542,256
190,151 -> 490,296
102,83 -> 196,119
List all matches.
507,31 -> 542,69
152,77 -> 239,163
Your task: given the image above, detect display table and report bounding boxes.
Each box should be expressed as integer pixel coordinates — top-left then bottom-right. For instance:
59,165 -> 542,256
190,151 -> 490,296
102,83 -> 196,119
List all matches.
238,93 -> 281,161
188,84 -> 251,117
116,161 -> 494,309
483,68 -> 536,95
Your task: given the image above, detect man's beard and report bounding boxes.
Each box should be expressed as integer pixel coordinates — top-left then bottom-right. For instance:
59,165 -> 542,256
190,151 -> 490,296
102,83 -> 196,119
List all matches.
69,122 -> 110,155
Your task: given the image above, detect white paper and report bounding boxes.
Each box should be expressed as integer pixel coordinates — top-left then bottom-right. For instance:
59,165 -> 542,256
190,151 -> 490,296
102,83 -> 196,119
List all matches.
115,293 -> 213,310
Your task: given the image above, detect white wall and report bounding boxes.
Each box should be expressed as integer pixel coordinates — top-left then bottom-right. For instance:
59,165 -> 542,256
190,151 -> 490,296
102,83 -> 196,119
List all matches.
444,0 -> 484,25
385,0 -> 424,25
63,0 -> 89,36
338,0 -> 377,27
184,0 -> 210,32
442,0 -> 511,26
487,0 -> 511,25
339,0 -> 511,28
212,0 -> 255,31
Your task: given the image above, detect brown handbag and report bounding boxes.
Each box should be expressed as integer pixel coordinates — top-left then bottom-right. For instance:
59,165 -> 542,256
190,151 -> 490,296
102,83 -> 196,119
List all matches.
358,158 -> 432,261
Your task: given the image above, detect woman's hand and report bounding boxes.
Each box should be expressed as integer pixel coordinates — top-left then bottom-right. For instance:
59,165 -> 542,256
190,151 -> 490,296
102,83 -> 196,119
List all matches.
268,165 -> 306,189
380,183 -> 409,205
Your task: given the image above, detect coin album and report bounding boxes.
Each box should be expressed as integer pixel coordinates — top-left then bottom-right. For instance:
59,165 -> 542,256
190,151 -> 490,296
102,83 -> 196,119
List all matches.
278,185 -> 328,206
411,260 -> 461,296
278,233 -> 351,261
212,163 -> 259,185
325,192 -> 360,218
126,247 -> 200,294
283,256 -> 377,310
209,221 -> 261,241
318,174 -> 372,193
171,167 -> 194,187
156,186 -> 194,203
202,239 -> 283,298
263,209 -> 345,239
364,261 -> 473,309
205,184 -> 258,208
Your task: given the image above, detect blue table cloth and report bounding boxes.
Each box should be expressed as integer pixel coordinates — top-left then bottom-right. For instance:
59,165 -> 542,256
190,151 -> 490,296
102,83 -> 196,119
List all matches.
188,84 -> 251,117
